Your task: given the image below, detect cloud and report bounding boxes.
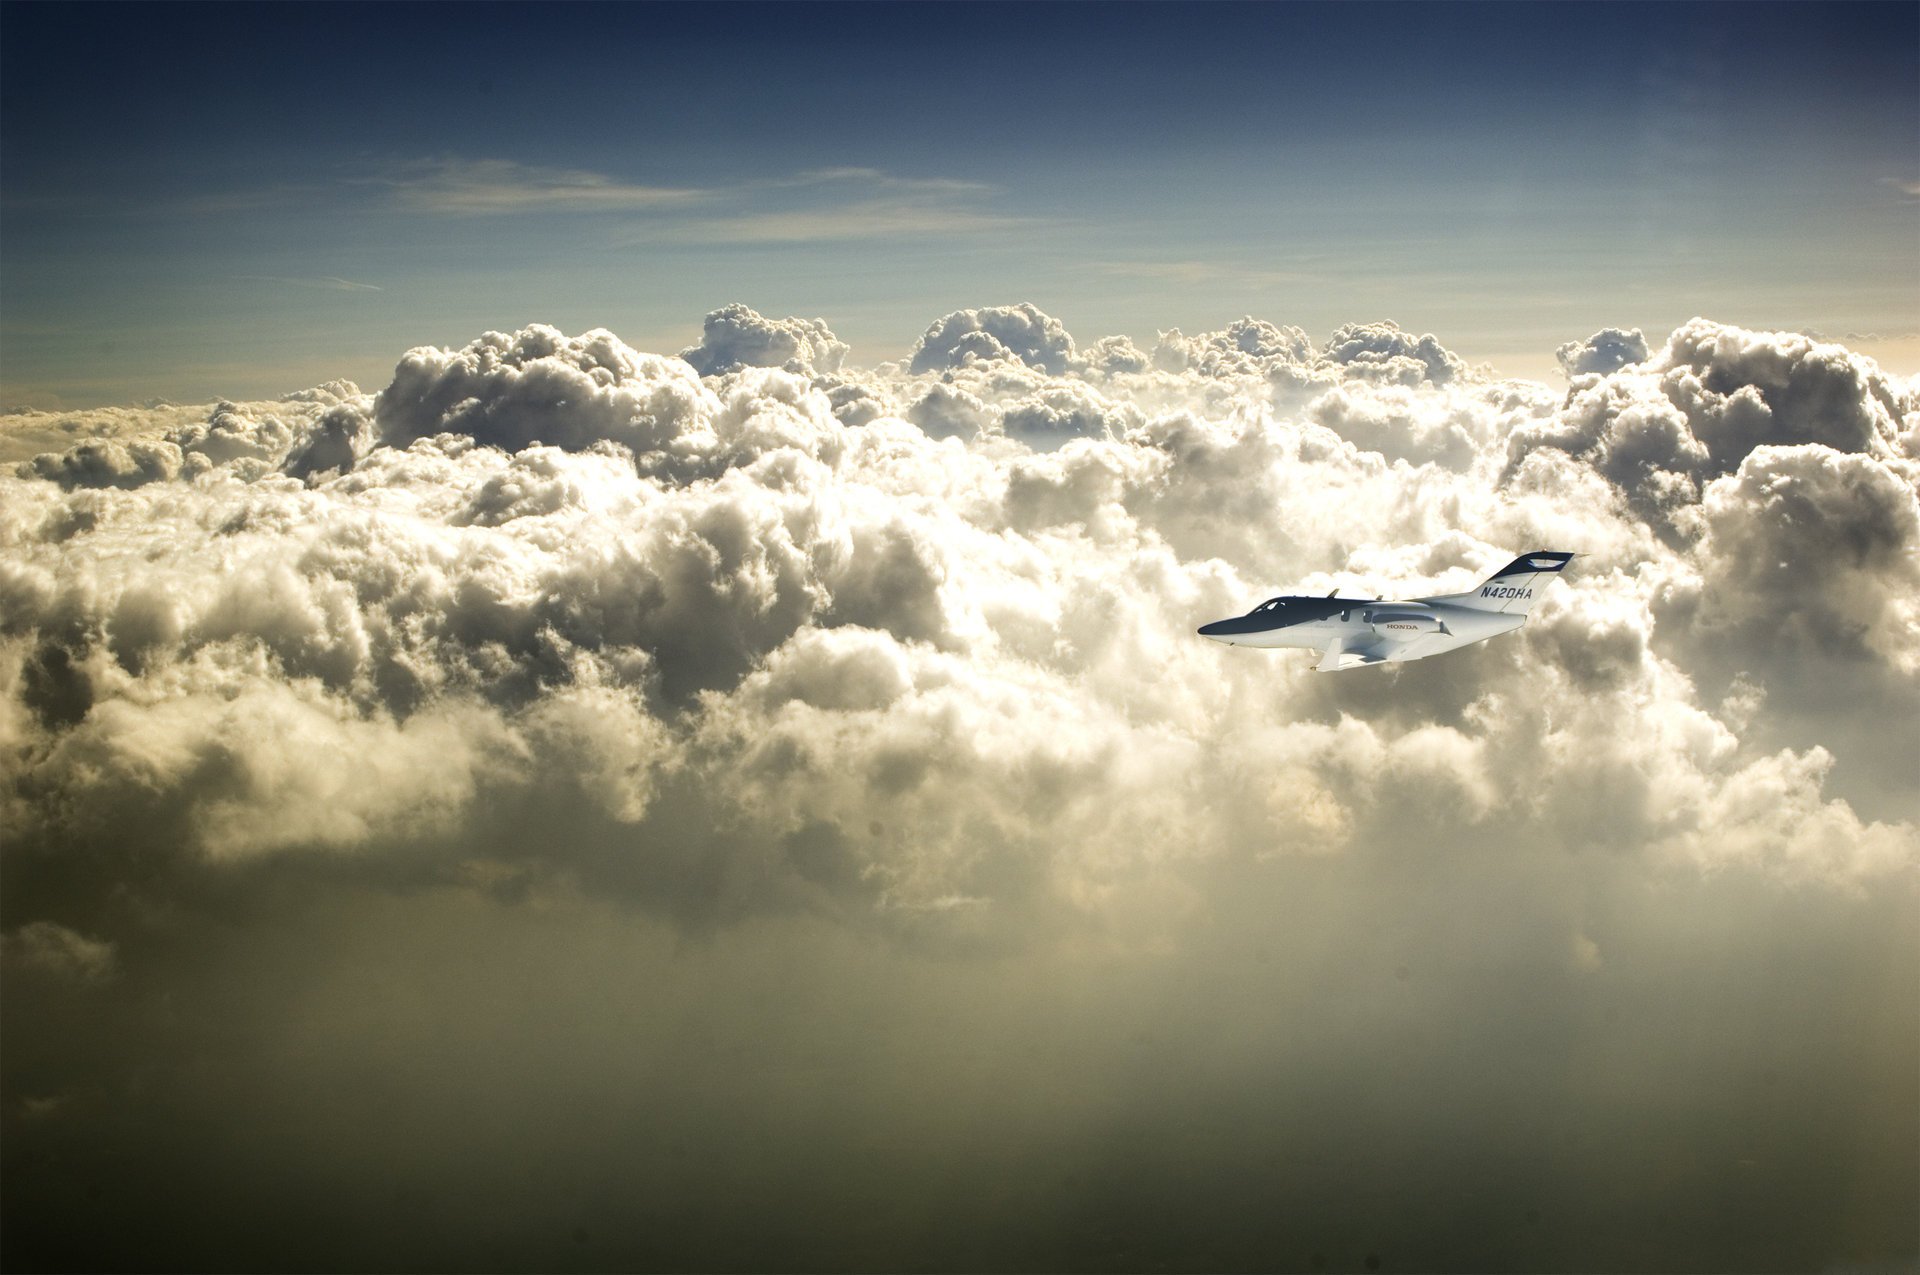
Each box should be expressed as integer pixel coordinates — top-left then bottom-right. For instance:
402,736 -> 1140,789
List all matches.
1505,318 -> 1917,539
657,197 -> 1024,244
1688,444 -> 1920,668
1658,319 -> 1909,460
679,304 -> 849,377
374,325 -> 718,460
372,158 -> 704,215
1303,379 -> 1553,470
1081,334 -> 1151,375
775,168 -> 995,198
1091,258 -> 1312,289
999,382 -> 1141,446
910,304 -> 1082,376
0,402 -> 217,464
13,394 -> 370,489
8,306 -> 1911,907
1322,321 -> 1468,386
146,161 -> 1019,247
234,275 -> 383,293
1556,326 -> 1649,377
1152,317 -> 1315,377
3,306 -> 1914,1271
1,920 -> 115,984
21,436 -> 186,489
640,168 -> 1023,244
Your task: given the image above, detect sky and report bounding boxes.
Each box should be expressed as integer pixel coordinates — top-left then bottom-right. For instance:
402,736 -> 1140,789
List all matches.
2,1 -> 1916,406
3,5 -> 1919,1275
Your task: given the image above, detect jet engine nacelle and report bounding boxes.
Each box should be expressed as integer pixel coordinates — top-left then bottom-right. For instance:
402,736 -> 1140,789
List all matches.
1367,610 -> 1444,638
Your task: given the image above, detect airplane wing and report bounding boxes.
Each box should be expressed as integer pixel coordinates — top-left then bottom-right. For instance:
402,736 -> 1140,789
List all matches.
1315,630 -> 1458,672
1386,632 -> 1458,663
1316,637 -> 1388,672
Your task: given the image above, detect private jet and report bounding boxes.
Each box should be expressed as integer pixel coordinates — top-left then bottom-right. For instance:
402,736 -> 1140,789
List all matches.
1198,552 -> 1575,671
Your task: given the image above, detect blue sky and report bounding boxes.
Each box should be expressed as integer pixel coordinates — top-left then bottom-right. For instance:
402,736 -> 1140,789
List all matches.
3,0 -> 1915,406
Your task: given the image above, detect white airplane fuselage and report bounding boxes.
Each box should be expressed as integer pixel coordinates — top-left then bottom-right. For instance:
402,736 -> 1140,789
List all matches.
1203,598 -> 1523,658
1198,552 -> 1574,671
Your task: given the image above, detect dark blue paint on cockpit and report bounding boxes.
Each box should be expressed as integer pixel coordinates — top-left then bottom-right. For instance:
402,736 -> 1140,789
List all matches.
1197,596 -> 1356,637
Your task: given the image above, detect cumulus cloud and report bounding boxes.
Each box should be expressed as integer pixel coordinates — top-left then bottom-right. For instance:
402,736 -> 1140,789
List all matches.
0,402 -> 213,465
1507,318 -> 1918,538
13,390 -> 376,490
1687,444 -> 1920,668
3,305 -> 1914,1272
1660,318 -> 1909,459
1080,333 -> 1151,375
679,303 -> 849,376
1322,320 -> 1467,385
1557,326 -> 1650,377
22,436 -> 186,489
1152,317 -> 1315,377
6,307 -> 1911,909
373,324 -> 715,458
909,303 -> 1081,376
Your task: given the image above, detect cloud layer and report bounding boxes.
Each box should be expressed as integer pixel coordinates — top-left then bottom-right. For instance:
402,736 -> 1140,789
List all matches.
3,306 -> 1915,1271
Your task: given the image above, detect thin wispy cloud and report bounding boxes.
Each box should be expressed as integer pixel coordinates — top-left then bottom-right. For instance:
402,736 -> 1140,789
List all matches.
625,165 -> 1025,243
1091,258 -> 1315,287
367,157 -> 708,215
173,184 -> 332,216
235,158 -> 1024,243
650,197 -> 1027,245
773,167 -> 998,197
7,184 -> 329,218
234,274 -> 382,292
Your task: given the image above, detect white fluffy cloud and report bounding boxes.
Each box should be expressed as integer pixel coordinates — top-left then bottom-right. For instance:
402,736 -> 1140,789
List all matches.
3,309 -> 1914,950
5,306 -> 1915,1273
679,303 -> 849,376
1508,319 -> 1919,535
1322,320 -> 1467,385
1557,326 -> 1650,377
909,303 -> 1081,375
1151,317 -> 1314,377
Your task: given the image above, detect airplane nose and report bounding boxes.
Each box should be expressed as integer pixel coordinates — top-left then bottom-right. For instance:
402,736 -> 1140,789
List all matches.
1198,620 -> 1229,641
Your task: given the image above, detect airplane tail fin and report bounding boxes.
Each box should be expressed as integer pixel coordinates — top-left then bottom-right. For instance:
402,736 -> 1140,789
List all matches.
1427,551 -> 1574,616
